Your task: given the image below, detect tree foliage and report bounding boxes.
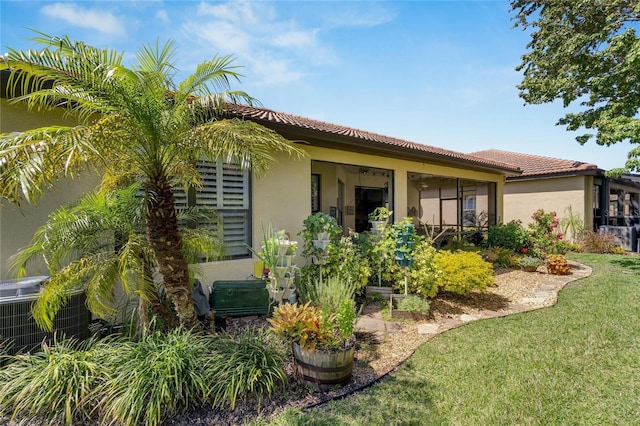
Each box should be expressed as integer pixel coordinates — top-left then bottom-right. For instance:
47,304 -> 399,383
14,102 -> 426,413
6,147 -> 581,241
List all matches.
0,31 -> 305,328
511,1 -> 640,172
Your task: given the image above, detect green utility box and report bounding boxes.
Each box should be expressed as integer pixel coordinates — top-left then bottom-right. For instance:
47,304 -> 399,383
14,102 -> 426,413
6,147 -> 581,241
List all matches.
209,280 -> 270,317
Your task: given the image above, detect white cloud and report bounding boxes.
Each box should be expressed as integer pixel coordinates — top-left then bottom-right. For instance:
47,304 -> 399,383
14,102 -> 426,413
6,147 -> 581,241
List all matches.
323,5 -> 396,28
40,3 -> 125,36
182,1 -> 333,86
155,9 -> 169,24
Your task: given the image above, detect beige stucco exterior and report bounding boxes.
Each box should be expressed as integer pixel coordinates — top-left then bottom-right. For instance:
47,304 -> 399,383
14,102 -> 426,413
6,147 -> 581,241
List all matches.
1,99 -> 100,279
502,175 -> 593,241
1,99 -> 508,286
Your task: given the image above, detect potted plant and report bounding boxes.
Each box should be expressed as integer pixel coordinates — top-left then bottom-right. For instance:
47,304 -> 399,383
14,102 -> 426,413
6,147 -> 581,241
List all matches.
518,255 -> 543,272
269,276 -> 358,389
285,241 -> 298,266
391,294 -> 431,321
249,225 -> 297,303
299,213 -> 342,260
368,207 -> 392,235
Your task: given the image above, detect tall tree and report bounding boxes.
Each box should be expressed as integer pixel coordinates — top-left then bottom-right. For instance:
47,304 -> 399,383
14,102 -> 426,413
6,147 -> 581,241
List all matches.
0,33 -> 305,328
511,1 -> 640,172
9,182 -> 224,331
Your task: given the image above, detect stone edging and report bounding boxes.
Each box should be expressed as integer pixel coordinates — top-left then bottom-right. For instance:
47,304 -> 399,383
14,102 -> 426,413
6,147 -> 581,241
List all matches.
302,261 -> 593,412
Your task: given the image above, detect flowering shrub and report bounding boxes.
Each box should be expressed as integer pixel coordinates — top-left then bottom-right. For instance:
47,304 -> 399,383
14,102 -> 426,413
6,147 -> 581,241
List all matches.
528,209 -> 567,257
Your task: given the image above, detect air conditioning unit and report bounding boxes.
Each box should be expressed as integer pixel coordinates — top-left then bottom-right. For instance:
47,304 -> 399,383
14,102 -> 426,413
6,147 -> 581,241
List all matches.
599,226 -> 638,252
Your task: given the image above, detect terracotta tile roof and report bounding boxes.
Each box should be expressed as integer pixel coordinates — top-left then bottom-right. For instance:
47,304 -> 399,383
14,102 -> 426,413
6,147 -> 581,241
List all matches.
224,104 -> 520,175
470,149 -> 600,179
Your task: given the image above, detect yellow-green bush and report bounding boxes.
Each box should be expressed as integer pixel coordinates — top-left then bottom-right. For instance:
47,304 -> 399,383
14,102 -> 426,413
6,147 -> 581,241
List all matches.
434,251 -> 494,294
406,242 -> 440,298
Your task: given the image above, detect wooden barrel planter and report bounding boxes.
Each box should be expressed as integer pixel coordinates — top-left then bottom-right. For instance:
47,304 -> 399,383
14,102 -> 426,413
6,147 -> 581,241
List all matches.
292,341 -> 355,388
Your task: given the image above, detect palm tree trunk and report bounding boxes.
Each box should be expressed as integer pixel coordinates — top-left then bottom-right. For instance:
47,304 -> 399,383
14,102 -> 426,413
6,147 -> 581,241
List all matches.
145,172 -> 199,329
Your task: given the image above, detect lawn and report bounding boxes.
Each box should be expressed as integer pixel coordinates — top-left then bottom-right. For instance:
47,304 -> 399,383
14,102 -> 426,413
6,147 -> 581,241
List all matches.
268,253 -> 640,425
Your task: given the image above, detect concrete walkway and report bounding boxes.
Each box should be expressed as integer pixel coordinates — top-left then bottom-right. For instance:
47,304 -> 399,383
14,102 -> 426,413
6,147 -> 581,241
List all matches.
356,261 -> 593,337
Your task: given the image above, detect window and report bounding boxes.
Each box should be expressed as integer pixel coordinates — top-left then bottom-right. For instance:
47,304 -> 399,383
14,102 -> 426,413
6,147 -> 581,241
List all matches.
463,194 -> 476,226
174,160 -> 251,258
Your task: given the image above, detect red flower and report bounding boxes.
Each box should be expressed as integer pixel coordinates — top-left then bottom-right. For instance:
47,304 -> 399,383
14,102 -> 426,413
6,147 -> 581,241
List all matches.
521,248 -> 528,253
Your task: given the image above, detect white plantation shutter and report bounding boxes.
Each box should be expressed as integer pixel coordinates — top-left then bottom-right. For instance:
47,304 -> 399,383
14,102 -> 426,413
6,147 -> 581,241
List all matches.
174,160 -> 251,258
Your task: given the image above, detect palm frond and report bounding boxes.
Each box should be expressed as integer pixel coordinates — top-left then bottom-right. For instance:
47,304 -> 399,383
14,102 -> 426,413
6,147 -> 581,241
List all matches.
134,38 -> 178,88
177,54 -> 244,100
183,118 -> 307,177
0,125 -> 102,204
30,265 -> 87,331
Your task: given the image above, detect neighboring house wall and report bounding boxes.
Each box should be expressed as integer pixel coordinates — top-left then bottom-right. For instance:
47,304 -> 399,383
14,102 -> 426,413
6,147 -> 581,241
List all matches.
502,175 -> 592,241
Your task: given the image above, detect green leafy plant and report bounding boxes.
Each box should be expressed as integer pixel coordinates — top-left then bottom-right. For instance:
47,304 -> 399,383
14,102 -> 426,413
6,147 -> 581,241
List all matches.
298,275 -> 358,312
397,295 -> 431,314
368,207 -> 393,222
206,328 -> 288,410
559,206 -> 585,243
406,241 -> 440,298
300,230 -> 371,290
334,298 -> 358,339
95,328 -> 215,426
518,256 -> 544,268
483,247 -> 520,268
434,251 -> 494,294
248,224 -> 287,271
488,221 -> 531,252
0,337 -> 103,426
269,302 -> 355,352
299,213 -> 342,260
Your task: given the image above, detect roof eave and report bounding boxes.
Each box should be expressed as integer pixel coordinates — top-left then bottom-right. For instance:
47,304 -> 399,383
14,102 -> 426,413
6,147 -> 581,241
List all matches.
227,116 -> 521,176
506,168 -> 604,181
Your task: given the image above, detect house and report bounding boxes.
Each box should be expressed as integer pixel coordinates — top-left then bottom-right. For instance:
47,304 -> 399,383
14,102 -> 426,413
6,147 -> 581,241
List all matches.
1,91 -> 521,282
472,149 -> 640,250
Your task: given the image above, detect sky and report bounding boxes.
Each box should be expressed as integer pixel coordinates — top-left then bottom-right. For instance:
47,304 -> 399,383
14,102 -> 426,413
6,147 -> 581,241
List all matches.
0,0 -> 634,170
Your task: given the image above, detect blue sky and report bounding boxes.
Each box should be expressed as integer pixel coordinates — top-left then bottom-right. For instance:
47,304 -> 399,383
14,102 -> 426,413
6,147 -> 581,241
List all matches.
1,0 -> 633,170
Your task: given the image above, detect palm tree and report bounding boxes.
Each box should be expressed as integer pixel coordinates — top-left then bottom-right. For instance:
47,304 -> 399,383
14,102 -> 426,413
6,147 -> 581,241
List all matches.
9,182 -> 224,331
0,32 -> 305,328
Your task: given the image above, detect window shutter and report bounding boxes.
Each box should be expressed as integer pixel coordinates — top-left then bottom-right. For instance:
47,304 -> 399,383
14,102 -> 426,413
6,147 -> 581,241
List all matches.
173,160 -> 251,258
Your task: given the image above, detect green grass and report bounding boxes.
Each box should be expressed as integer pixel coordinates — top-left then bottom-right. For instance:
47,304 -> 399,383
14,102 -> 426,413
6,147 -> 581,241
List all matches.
268,253 -> 640,425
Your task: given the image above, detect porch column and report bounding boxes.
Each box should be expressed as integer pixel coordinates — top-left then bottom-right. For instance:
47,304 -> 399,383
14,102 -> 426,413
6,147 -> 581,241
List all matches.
393,167 -> 408,223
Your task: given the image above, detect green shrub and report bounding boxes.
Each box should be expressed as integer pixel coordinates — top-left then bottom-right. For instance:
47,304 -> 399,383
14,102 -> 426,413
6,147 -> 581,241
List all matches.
0,338 -> 103,425
488,221 -> 530,252
484,247 -> 520,268
397,295 -> 431,314
518,256 -> 544,268
434,251 -> 494,294
300,230 -> 371,290
96,328 -> 214,426
406,241 -> 440,298
207,328 -> 287,409
298,275 -> 358,311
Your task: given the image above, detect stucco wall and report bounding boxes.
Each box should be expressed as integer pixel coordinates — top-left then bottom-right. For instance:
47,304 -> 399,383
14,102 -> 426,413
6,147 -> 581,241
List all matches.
194,146 -> 506,284
0,99 -> 100,279
503,175 -> 592,240
2,99 -> 508,285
